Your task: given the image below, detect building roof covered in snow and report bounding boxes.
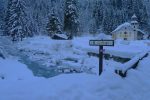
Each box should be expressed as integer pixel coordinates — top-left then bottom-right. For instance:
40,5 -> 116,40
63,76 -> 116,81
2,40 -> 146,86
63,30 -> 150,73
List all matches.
136,29 -> 146,35
131,14 -> 137,19
111,22 -> 145,35
112,22 -> 133,33
131,20 -> 138,24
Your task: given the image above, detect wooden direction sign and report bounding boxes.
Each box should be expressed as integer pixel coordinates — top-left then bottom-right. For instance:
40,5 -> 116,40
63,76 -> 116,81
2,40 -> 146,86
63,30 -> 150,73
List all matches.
89,40 -> 114,76
89,40 -> 114,46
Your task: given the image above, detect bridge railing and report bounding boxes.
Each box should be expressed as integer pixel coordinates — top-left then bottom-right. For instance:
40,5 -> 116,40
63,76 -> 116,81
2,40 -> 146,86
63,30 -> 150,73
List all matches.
87,52 -> 130,63
115,52 -> 149,77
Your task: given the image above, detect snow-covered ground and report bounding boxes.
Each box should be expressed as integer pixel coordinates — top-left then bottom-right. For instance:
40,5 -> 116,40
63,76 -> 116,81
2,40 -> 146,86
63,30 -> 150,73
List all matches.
73,37 -> 150,58
0,53 -> 150,100
0,58 -> 35,80
15,36 -> 150,75
0,36 -> 150,100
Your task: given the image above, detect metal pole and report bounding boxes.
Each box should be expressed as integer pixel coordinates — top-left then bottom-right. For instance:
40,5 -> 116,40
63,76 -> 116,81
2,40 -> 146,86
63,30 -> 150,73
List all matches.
99,46 -> 103,76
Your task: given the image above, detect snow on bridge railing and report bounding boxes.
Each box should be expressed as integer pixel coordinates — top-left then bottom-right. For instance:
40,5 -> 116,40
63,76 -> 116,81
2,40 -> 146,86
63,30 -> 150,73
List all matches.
115,51 -> 149,77
87,52 -> 130,63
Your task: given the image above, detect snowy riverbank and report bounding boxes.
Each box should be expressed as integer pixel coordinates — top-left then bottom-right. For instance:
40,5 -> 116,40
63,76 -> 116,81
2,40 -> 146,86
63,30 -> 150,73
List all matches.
1,36 -> 150,100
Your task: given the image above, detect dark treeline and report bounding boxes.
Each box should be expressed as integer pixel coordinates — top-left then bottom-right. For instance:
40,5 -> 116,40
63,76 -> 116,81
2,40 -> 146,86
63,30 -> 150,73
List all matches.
0,0 -> 150,41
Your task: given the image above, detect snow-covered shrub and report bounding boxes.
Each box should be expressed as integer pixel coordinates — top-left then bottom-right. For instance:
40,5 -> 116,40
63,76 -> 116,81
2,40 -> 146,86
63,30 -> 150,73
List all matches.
51,40 -> 73,51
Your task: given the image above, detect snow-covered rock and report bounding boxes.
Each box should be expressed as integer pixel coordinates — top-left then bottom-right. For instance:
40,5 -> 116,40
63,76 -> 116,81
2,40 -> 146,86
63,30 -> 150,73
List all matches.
96,33 -> 112,40
52,33 -> 69,40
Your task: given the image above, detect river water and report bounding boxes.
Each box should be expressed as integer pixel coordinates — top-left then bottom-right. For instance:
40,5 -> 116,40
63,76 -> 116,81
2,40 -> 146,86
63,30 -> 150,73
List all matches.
0,36 -> 60,78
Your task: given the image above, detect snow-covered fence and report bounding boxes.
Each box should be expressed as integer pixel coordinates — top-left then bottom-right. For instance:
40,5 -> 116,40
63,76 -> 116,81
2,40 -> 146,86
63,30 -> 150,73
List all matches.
115,52 -> 149,77
87,52 -> 130,63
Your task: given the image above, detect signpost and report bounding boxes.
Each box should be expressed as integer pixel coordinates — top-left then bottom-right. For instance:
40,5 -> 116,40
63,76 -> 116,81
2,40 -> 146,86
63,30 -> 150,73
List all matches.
89,40 -> 114,76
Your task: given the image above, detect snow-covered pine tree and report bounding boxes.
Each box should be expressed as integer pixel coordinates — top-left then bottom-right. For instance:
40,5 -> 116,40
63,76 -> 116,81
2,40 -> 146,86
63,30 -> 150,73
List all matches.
46,9 -> 62,37
78,0 -> 95,34
31,0 -> 51,34
5,0 -> 13,36
89,18 -> 97,35
6,0 -> 29,41
93,0 -> 104,29
126,0 -> 134,18
132,0 -> 149,28
3,0 -> 150,36
64,0 -> 79,37
0,0 -> 6,31
102,8 -> 114,34
140,6 -> 149,30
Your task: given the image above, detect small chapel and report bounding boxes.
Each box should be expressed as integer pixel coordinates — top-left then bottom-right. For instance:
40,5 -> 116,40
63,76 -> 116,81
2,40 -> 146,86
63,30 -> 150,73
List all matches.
111,14 -> 145,40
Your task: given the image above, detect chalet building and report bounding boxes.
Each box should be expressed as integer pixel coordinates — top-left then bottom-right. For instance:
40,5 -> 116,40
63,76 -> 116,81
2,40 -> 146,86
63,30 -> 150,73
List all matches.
112,14 -> 145,40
